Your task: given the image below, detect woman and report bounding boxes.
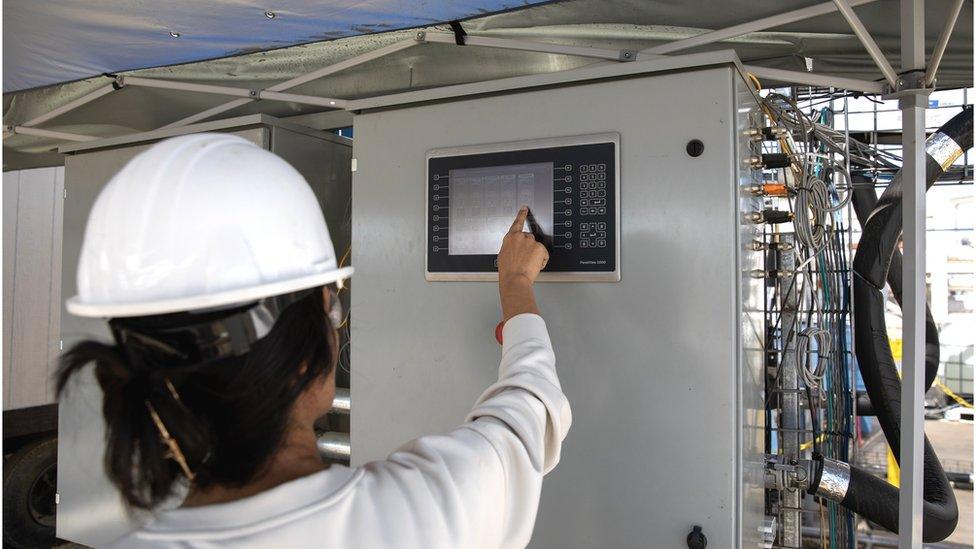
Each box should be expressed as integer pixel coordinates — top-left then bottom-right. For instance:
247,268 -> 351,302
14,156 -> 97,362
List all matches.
57,133 -> 571,548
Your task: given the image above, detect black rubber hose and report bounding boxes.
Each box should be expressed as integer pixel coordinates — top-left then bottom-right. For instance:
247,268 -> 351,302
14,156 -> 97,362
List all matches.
855,392 -> 875,417
836,107 -> 972,541
851,181 -> 940,408
853,106 -> 973,288
839,464 -> 901,534
851,280 -> 958,541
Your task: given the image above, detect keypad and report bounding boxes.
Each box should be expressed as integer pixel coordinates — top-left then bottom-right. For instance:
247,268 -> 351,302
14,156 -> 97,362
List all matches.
579,222 -> 608,248
577,163 -> 608,216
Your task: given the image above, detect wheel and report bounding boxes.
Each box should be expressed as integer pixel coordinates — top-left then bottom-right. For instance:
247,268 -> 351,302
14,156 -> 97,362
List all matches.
3,436 -> 58,548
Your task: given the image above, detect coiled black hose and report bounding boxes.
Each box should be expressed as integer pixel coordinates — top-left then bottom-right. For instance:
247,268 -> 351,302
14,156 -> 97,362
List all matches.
851,181 -> 940,416
812,106 -> 971,542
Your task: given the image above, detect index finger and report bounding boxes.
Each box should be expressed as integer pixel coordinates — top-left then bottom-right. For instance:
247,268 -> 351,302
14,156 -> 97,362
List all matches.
509,206 -> 529,233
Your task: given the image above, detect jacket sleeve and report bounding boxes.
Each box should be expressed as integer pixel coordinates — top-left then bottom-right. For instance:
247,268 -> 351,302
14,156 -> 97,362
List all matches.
357,313 -> 572,549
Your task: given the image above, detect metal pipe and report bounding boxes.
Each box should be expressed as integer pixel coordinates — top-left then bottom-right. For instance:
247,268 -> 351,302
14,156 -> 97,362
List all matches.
317,432 -> 351,461
5,125 -> 98,142
21,84 -> 116,127
643,0 -> 880,55
424,32 -> 634,61
831,0 -> 900,87
743,65 -> 885,94
331,388 -> 350,414
900,0 -> 926,543
923,0 -> 966,86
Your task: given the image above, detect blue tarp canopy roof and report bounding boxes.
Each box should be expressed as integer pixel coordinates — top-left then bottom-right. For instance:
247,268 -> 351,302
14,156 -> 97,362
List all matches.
2,0 -> 553,92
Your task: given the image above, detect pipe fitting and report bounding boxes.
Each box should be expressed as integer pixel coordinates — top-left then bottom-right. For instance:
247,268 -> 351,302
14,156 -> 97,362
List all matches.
814,458 -> 851,502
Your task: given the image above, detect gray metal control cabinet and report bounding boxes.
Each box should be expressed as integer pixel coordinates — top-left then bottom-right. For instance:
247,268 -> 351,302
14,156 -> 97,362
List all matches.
350,52 -> 766,547
55,115 -> 352,546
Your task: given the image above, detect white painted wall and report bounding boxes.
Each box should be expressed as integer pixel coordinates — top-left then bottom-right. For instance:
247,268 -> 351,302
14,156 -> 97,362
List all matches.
3,166 -> 64,410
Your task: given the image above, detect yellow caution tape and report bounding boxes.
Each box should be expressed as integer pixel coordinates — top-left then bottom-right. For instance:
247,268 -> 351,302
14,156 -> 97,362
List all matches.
889,338 -> 903,360
799,434 -> 826,451
887,446 -> 900,487
935,379 -> 974,409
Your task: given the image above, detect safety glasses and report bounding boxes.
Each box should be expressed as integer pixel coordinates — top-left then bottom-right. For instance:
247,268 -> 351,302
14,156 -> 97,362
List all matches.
111,283 -> 347,365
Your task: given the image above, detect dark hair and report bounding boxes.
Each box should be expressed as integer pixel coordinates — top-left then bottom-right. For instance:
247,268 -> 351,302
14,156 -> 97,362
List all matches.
56,289 -> 334,509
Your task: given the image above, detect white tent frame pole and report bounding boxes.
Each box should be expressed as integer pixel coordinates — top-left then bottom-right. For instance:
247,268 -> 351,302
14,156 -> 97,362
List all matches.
20,84 -> 117,127
832,0 -> 900,87
742,65 -> 884,93
642,0 -> 879,55
119,76 -> 348,108
267,37 -> 420,91
4,125 -> 98,142
923,0 -> 965,86
161,37 -> 421,129
898,0 -> 927,544
160,98 -> 253,129
423,32 -> 635,61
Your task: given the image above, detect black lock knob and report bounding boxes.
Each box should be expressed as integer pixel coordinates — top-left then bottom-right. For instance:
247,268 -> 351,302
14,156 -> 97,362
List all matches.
687,525 -> 707,548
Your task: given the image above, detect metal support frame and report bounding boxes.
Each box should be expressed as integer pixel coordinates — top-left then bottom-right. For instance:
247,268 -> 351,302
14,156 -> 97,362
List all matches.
118,75 -> 347,109
3,125 -> 98,142
423,31 -> 637,61
832,0 -> 900,87
778,234 -> 801,548
923,0 -> 965,86
898,0 -> 927,544
743,65 -> 884,94
20,84 -> 117,127
161,37 -> 421,129
642,0 -> 879,55
6,0 -> 966,150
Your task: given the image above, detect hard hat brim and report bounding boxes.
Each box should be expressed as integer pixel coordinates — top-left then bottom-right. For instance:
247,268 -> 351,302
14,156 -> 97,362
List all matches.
66,266 -> 354,318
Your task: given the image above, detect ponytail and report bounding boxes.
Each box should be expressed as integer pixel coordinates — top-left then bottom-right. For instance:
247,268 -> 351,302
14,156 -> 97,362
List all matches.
55,286 -> 334,510
57,342 -> 212,508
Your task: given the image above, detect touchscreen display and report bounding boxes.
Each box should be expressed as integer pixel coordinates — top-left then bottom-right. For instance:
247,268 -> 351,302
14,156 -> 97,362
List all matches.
447,163 -> 554,255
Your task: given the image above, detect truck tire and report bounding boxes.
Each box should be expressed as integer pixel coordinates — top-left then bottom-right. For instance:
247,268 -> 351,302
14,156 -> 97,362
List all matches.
3,436 -> 58,548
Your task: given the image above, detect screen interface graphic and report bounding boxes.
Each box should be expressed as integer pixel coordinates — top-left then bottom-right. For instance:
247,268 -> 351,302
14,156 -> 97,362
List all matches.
447,163 -> 554,256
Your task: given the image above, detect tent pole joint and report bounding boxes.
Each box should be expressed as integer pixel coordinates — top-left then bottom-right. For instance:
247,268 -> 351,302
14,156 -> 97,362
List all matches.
881,69 -> 933,100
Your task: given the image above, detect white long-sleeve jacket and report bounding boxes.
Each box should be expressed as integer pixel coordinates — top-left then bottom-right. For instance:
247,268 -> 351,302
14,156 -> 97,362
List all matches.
110,313 -> 572,548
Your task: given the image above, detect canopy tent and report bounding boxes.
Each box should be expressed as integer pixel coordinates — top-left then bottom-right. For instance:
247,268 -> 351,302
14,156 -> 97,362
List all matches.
1,0 -> 558,93
2,0 -> 973,168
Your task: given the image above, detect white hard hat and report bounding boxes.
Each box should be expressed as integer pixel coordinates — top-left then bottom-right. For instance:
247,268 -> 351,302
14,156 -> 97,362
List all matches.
66,133 -> 353,318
